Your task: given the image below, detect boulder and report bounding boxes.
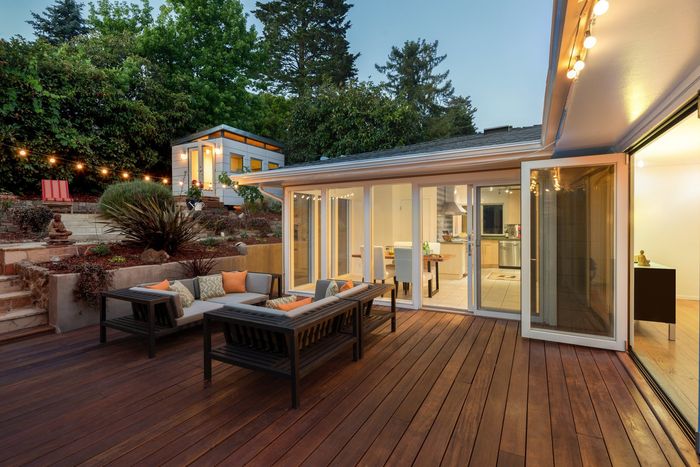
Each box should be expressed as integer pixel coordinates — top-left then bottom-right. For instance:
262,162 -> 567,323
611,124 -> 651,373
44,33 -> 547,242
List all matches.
140,248 -> 170,264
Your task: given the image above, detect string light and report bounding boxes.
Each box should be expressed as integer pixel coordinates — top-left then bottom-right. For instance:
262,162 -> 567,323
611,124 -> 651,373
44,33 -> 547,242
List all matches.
592,0 -> 609,16
76,162 -> 84,170
122,172 -> 129,179
573,57 -> 585,72
18,149 -> 27,157
101,168 -> 109,175
48,157 -> 57,165
162,178 -> 169,184
583,32 -> 597,49
566,69 -> 578,80
144,175 -> 151,182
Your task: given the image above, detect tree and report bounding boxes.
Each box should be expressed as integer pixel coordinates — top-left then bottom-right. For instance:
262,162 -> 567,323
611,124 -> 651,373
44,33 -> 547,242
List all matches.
284,81 -> 422,164
254,0 -> 358,95
375,38 -> 454,117
143,0 -> 263,130
88,0 -> 154,36
27,0 -> 87,44
424,96 -> 477,139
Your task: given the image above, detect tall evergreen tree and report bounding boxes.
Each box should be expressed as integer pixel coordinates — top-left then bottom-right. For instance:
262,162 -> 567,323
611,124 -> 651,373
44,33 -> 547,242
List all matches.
254,0 -> 358,95
375,38 -> 454,117
27,0 -> 87,44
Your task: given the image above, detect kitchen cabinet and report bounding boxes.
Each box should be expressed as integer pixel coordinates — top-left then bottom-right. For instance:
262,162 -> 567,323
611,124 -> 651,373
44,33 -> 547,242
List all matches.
481,239 -> 499,268
439,242 -> 467,279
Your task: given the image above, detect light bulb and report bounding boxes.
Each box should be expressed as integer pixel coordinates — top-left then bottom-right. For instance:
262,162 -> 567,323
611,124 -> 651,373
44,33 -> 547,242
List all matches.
573,59 -> 585,72
48,157 -> 56,164
101,168 -> 108,175
18,149 -> 27,157
162,178 -> 168,184
179,181 -> 184,186
593,0 -> 609,16
636,160 -> 645,168
122,172 -> 129,179
76,163 -> 84,170
180,153 -> 187,160
144,175 -> 151,181
583,33 -> 597,49
566,69 -> 578,79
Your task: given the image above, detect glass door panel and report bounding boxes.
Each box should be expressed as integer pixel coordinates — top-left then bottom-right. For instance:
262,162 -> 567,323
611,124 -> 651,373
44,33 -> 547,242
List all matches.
291,190 -> 321,292
188,148 -> 199,188
329,187 -> 363,282
476,185 -> 521,314
201,145 -> 215,194
522,154 -> 627,350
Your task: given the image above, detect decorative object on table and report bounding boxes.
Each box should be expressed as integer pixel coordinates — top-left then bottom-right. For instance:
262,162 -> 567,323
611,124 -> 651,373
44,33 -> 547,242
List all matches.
637,250 -> 650,266
45,213 -> 75,245
422,241 -> 431,255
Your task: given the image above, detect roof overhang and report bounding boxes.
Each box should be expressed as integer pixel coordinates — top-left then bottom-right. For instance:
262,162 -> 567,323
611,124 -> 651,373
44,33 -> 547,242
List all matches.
234,140 -> 549,187
171,124 -> 284,148
542,0 -> 700,155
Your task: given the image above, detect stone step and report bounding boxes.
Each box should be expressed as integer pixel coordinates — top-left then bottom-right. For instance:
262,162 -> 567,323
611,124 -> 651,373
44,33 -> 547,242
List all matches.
0,275 -> 22,293
0,307 -> 48,334
0,291 -> 33,312
0,324 -> 54,345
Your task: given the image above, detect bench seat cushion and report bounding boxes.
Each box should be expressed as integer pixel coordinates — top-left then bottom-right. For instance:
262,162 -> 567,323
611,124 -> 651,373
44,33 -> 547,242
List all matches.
224,296 -> 339,318
206,292 -> 269,307
176,300 -> 224,326
336,283 -> 370,298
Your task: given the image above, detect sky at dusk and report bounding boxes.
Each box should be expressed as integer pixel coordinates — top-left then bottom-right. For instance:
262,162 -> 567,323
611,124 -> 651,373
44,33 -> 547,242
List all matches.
0,0 -> 553,131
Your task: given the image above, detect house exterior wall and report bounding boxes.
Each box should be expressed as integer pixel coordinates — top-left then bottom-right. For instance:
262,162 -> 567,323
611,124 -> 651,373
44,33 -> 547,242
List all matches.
171,137 -> 284,206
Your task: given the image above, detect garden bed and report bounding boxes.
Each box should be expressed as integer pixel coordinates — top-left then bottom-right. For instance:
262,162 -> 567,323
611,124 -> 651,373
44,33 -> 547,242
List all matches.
39,238 -> 281,272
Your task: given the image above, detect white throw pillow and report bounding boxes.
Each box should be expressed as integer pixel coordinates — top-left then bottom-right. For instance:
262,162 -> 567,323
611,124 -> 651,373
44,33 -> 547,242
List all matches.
197,274 -> 226,300
169,281 -> 195,312
325,280 -> 339,298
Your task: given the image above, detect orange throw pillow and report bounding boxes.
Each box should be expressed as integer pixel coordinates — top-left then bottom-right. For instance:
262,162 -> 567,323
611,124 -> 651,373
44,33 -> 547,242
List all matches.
278,297 -> 312,311
222,270 -> 247,293
146,279 -> 170,291
339,280 -> 354,292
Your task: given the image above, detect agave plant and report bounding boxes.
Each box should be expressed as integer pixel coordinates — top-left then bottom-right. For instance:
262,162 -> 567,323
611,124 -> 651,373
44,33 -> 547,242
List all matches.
100,196 -> 201,255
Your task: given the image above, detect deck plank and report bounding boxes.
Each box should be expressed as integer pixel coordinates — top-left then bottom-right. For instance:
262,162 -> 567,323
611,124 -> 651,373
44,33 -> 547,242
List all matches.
0,310 -> 692,466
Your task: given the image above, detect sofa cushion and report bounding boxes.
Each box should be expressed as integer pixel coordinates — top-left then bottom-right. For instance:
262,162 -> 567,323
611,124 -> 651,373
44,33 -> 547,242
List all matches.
197,274 -> 226,300
314,279 -> 351,301
145,279 -> 170,291
336,283 -> 370,298
206,292 -> 269,307
339,280 -> 354,292
222,270 -> 247,293
266,295 -> 298,309
246,272 -> 273,295
129,287 -> 182,320
325,281 -> 339,298
226,296 -> 340,318
177,278 -> 198,299
169,281 -> 195,312
278,297 -> 312,311
175,300 -> 224,326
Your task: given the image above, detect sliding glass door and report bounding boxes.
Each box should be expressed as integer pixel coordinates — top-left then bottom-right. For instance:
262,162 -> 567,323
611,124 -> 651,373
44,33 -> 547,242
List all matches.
521,154 -> 628,350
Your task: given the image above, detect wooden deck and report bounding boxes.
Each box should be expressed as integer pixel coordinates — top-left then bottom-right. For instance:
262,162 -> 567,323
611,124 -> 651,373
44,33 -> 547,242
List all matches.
0,310 -> 696,466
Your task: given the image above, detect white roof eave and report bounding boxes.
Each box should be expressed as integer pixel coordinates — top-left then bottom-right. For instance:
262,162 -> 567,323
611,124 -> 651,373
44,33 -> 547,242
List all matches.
235,140 -> 548,187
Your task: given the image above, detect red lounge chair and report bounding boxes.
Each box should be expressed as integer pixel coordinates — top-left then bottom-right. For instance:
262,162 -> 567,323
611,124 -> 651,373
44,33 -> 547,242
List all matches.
41,179 -> 74,213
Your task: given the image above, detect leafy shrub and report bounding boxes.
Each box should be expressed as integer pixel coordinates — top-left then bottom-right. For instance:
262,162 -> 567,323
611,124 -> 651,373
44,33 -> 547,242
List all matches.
108,255 -> 127,264
88,243 -> 112,257
200,237 -> 220,247
73,263 -> 113,306
186,182 -> 202,201
248,217 -> 272,235
179,253 -> 217,278
100,196 -> 201,255
98,181 -> 172,216
11,205 -> 54,233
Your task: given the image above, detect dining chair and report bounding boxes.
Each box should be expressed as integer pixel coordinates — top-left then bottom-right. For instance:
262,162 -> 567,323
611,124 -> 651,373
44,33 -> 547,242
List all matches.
394,247 -> 433,298
373,246 -> 393,283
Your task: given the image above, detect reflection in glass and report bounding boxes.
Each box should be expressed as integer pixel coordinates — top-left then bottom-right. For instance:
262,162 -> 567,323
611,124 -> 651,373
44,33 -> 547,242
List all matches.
530,165 -> 615,337
291,190 -> 321,291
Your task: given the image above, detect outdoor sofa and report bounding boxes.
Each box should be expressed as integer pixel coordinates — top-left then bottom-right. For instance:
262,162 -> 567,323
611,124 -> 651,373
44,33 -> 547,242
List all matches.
204,280 -> 395,407
99,272 -> 281,357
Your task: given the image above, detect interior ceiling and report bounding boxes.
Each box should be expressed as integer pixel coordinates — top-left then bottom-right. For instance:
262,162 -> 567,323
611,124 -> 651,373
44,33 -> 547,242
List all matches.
555,0 -> 700,153
635,113 -> 700,167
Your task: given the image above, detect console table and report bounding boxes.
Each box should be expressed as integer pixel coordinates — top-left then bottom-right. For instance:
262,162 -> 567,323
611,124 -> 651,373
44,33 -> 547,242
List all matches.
634,262 -> 676,340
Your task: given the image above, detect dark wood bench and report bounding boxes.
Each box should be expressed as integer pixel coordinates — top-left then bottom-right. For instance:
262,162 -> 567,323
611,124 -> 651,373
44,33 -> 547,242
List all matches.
203,299 -> 359,408
335,282 -> 396,359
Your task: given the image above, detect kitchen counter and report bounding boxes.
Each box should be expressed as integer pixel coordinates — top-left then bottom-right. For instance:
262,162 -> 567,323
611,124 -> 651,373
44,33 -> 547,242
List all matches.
439,242 -> 467,279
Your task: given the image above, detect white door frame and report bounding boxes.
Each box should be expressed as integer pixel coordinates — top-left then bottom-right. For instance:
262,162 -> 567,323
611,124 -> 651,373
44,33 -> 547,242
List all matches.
521,153 -> 629,351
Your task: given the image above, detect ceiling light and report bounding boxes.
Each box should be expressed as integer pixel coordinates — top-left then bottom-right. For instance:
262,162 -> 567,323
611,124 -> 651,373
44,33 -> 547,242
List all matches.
593,0 -> 609,16
573,58 -> 585,72
566,69 -> 578,79
583,33 -> 597,49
